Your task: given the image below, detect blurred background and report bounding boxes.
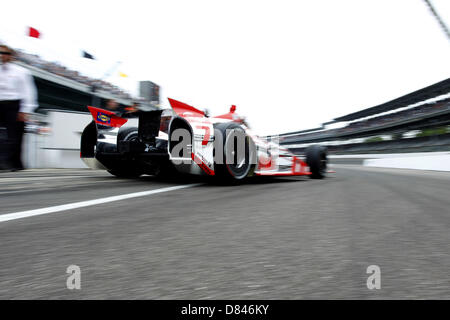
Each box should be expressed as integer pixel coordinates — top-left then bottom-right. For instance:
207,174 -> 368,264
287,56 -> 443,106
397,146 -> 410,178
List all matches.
0,0 -> 450,300
0,0 -> 449,170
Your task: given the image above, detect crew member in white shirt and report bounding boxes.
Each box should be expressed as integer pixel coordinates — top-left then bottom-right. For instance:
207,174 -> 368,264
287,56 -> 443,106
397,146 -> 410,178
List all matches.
0,44 -> 38,171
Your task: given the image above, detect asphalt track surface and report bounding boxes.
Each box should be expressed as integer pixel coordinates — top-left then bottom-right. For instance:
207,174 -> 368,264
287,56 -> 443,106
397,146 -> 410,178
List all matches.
0,165 -> 449,299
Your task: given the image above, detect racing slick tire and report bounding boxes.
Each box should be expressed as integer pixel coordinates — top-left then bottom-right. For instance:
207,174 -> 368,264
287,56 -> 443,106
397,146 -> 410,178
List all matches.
305,145 -> 327,179
107,127 -> 143,178
117,127 -> 139,153
214,122 -> 256,182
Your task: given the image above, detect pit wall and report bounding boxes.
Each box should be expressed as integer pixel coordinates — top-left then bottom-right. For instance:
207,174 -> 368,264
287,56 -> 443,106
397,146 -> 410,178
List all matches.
23,111 -> 137,169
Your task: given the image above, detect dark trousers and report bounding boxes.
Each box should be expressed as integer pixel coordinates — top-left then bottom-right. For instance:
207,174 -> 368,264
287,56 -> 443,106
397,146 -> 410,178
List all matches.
0,100 -> 24,169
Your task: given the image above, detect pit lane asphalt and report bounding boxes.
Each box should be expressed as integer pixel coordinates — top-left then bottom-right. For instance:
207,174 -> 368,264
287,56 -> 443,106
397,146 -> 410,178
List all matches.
0,165 -> 449,299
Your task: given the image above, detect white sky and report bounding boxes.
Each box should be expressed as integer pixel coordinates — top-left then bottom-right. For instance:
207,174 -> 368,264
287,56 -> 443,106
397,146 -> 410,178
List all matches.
1,0 -> 450,135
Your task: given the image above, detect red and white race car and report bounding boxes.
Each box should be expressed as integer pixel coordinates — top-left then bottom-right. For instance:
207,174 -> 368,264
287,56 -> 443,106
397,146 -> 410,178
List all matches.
80,98 -> 328,182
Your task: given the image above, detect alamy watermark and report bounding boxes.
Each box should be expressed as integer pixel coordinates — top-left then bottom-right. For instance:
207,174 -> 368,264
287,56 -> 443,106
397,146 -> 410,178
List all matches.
66,265 -> 81,290
366,265 -> 381,290
169,127 -> 280,167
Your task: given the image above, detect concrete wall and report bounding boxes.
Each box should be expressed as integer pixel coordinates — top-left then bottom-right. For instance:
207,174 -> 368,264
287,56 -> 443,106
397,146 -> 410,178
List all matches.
363,152 -> 450,172
23,111 -> 92,169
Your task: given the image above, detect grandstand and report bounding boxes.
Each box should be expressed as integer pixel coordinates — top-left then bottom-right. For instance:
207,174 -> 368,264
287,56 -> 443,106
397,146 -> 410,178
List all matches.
12,48 -> 144,114
16,49 -> 133,100
279,78 -> 450,154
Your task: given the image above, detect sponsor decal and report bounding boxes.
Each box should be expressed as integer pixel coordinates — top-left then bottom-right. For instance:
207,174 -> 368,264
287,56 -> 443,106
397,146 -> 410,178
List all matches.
97,112 -> 111,124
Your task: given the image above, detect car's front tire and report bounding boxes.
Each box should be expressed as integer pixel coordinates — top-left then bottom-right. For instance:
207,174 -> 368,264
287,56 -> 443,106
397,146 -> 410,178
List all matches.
214,122 -> 256,182
305,145 -> 327,179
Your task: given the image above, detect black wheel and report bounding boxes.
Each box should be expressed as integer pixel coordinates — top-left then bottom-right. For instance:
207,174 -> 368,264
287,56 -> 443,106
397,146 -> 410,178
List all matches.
305,145 -> 327,179
214,122 -> 256,182
117,127 -> 138,153
109,127 -> 143,178
80,121 -> 97,157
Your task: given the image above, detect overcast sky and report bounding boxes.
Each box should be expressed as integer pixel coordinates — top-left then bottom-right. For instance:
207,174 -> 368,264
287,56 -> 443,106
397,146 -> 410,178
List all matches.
1,0 -> 450,135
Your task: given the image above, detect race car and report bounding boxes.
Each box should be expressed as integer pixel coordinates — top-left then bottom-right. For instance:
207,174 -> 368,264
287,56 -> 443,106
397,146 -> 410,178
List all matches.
80,98 -> 328,182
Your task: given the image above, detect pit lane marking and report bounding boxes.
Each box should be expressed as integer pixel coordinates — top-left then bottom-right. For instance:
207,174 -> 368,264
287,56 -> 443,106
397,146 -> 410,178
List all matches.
0,183 -> 201,223
0,175 -> 94,182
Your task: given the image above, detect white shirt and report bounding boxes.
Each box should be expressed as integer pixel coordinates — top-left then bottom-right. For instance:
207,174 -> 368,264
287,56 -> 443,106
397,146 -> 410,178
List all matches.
0,62 -> 38,113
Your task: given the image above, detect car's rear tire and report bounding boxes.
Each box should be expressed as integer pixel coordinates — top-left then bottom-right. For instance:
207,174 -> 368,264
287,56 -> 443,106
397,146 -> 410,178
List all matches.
305,145 -> 327,179
117,127 -> 138,153
214,122 -> 256,182
108,127 -> 143,178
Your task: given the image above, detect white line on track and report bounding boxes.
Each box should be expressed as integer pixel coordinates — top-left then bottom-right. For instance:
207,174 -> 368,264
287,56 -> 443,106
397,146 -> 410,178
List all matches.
0,175 -> 94,182
0,183 -> 201,223
0,178 -> 144,195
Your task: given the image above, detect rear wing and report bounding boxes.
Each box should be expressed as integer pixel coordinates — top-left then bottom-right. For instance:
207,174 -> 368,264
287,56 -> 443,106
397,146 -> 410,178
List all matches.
87,106 -> 128,128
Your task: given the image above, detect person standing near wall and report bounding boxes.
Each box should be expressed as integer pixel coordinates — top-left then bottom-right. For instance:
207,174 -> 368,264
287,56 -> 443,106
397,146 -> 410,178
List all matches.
105,98 -> 120,113
0,44 -> 38,171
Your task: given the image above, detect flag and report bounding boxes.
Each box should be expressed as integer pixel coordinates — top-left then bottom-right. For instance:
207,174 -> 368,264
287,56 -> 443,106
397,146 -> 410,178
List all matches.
119,72 -> 128,78
28,27 -> 41,39
82,51 -> 95,60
